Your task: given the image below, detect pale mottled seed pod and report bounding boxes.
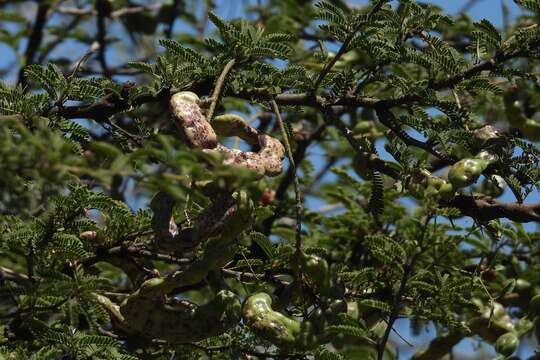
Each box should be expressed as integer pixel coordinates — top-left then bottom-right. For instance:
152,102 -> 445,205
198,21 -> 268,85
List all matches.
169,91 -> 217,149
169,92 -> 285,177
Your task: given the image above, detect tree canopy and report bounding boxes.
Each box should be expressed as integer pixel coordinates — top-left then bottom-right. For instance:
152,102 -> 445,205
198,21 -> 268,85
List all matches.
1,0 -> 540,359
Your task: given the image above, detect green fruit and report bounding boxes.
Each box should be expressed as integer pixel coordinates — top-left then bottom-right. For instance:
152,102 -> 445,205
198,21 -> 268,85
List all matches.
448,158 -> 484,188
515,318 -> 534,337
120,289 -> 241,342
448,151 -> 497,189
477,175 -> 505,198
424,174 -> 454,199
301,253 -> 331,294
494,332 -> 519,356
503,89 -> 540,141
242,293 -> 320,349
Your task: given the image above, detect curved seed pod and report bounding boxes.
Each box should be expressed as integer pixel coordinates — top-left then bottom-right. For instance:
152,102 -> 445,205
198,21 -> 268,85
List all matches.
121,289 -> 241,343
503,89 -> 540,141
298,253 -> 332,296
118,192 -> 253,341
242,293 -> 321,349
118,239 -> 240,340
448,151 -> 498,189
170,91 -> 217,149
212,114 -> 259,145
409,169 -> 454,200
203,135 -> 285,177
170,93 -> 285,177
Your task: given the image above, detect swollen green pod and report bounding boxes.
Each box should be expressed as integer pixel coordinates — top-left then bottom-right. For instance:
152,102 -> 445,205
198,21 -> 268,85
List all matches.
503,89 -> 540,141
120,289 -> 241,343
409,170 -> 454,200
448,151 -> 497,189
242,293 -> 321,349
494,332 -> 519,356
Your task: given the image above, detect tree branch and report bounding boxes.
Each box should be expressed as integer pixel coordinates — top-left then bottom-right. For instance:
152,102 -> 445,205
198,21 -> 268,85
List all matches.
375,108 -> 456,164
207,58 -> 236,122
447,195 -> 540,223
96,0 -> 111,78
18,2 -> 50,86
271,98 -> 303,255
82,245 -> 192,268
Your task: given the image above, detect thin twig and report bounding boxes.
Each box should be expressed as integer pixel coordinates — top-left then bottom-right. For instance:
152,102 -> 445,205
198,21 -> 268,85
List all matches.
19,2 -> 50,87
312,0 -> 388,89
96,0 -> 111,78
207,58 -> 236,121
270,98 -> 302,255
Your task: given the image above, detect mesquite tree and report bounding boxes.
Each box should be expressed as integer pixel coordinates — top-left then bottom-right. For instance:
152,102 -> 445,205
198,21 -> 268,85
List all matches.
1,0 -> 540,359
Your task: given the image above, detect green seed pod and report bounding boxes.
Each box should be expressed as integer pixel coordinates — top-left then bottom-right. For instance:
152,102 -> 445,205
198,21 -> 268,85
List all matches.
477,175 -> 505,198
425,174 -> 454,200
409,169 -> 454,200
242,293 -> 320,349
514,318 -> 534,337
212,114 -> 259,145
503,89 -> 540,141
494,332 -> 519,356
448,151 -> 497,189
300,253 -> 331,295
120,289 -> 241,343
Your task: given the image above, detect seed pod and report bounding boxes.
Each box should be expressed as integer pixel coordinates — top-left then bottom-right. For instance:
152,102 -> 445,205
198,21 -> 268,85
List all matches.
170,91 -> 217,149
494,332 -> 519,356
203,135 -> 285,177
448,151 -> 497,189
120,289 -> 241,343
242,293 -> 320,349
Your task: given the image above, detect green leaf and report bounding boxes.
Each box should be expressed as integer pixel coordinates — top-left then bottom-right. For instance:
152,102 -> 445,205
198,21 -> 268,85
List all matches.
358,299 -> 392,313
250,232 -> 276,259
